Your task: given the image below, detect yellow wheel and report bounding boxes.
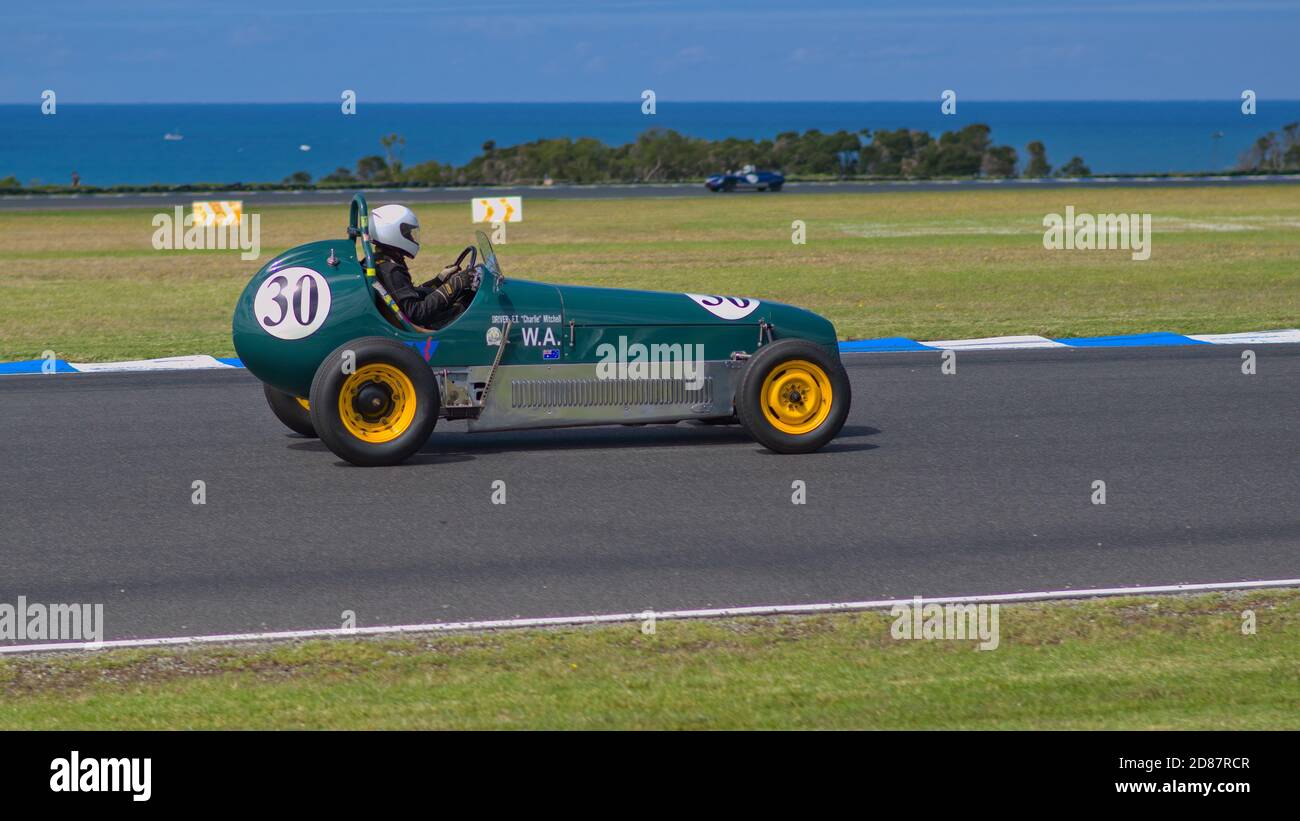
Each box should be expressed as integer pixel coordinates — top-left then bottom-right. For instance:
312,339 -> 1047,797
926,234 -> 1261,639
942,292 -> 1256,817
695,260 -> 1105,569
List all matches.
736,339 -> 851,454
310,338 -> 439,467
760,359 -> 833,435
337,363 -> 418,444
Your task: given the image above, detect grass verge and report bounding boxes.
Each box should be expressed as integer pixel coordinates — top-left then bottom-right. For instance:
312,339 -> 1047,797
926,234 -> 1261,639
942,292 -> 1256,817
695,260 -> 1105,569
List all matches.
1,589 -> 1296,729
1,186 -> 1298,362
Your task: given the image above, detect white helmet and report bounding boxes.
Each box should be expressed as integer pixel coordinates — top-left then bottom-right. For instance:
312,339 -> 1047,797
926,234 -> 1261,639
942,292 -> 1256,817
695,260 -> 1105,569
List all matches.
370,203 -> 420,259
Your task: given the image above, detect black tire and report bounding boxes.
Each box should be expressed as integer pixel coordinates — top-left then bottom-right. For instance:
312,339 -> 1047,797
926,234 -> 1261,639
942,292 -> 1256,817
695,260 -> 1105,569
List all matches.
263,383 -> 317,437
722,179 -> 736,192
309,337 -> 439,467
735,339 -> 851,454
770,183 -> 783,192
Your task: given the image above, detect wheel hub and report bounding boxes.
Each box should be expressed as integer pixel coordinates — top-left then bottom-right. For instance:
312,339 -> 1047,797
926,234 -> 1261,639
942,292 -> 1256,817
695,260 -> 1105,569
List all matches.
352,383 -> 394,422
337,363 -> 418,444
759,359 -> 834,435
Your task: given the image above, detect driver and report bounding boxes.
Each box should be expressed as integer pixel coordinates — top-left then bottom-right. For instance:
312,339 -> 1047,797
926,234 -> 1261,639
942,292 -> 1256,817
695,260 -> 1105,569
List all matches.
369,204 -> 473,327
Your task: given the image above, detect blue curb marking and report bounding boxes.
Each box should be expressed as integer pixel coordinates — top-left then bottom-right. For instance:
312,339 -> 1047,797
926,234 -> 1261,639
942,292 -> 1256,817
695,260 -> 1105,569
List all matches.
0,359 -> 77,374
1051,332 -> 1209,348
838,337 -> 934,352
216,357 -> 244,367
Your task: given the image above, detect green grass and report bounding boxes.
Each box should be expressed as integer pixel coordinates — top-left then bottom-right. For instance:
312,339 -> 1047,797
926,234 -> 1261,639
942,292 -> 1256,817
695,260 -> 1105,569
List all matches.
1,186 -> 1298,362
2,590 -> 1296,729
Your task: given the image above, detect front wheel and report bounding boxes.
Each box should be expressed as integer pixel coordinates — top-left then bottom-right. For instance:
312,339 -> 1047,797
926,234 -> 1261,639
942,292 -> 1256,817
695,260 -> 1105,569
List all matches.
309,337 -> 439,466
735,339 -> 851,453
263,383 -> 316,437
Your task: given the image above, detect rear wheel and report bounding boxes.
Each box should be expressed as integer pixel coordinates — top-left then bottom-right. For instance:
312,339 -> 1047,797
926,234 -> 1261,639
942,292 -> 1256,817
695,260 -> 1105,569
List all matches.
735,339 -> 850,453
309,337 -> 439,466
263,383 -> 316,437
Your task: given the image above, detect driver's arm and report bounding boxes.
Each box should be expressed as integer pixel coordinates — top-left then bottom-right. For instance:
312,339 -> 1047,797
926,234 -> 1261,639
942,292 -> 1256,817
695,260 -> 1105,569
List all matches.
399,269 -> 472,326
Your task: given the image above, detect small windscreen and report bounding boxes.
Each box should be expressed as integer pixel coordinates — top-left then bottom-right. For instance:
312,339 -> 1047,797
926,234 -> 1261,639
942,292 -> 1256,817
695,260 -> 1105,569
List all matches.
475,230 -> 502,281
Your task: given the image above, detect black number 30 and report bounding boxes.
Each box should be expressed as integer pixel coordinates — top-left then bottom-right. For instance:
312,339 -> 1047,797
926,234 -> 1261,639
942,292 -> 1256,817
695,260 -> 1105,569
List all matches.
262,274 -> 319,328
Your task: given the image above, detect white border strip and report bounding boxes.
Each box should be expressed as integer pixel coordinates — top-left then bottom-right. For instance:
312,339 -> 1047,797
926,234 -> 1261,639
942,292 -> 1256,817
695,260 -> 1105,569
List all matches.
920,334 -> 1067,350
1186,329 -> 1300,345
3,577 -> 1297,655
67,355 -> 236,372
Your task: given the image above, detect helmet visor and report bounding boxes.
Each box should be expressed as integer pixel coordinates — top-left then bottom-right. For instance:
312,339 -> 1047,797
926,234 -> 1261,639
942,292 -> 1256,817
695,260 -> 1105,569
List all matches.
400,223 -> 420,248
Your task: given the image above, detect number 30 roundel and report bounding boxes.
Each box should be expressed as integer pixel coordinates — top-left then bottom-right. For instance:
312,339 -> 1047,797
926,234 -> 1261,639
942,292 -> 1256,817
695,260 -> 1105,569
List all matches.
685,293 -> 761,320
254,267 -> 332,340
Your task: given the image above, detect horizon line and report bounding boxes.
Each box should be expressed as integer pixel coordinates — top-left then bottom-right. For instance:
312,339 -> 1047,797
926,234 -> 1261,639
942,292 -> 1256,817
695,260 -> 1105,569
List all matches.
5,99 -> 1300,106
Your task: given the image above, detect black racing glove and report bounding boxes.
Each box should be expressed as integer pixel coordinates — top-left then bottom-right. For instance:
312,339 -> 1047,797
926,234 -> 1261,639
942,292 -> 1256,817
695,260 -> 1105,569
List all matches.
437,269 -> 472,301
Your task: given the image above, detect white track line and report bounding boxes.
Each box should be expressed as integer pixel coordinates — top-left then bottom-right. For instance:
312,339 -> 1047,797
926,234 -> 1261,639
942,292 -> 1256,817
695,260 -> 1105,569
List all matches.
2,577 -> 1297,654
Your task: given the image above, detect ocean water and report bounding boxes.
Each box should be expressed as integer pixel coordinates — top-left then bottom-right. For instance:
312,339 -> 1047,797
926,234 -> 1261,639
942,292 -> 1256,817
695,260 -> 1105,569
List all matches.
2,101 -> 1298,187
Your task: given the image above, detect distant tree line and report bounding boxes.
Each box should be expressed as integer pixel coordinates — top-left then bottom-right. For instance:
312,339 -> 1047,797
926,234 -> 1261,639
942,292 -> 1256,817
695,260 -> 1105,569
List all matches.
14,124 -> 1300,194
1237,122 -> 1300,171
293,125 -> 1092,187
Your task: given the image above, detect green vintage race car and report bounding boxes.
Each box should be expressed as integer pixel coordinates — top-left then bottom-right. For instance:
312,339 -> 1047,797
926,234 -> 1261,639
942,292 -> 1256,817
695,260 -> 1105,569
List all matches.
232,194 -> 851,466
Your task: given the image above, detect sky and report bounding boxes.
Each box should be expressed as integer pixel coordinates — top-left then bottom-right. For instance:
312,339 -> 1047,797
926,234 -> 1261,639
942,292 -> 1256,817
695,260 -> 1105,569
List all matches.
3,0 -> 1298,103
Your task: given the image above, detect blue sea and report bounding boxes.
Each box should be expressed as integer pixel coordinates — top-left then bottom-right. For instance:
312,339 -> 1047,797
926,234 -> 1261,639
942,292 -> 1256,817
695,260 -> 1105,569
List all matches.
3,101 -> 1298,186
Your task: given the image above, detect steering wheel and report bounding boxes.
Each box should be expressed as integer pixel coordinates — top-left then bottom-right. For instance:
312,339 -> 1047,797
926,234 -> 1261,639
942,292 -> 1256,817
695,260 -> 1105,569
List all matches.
420,245 -> 478,289
453,245 -> 478,272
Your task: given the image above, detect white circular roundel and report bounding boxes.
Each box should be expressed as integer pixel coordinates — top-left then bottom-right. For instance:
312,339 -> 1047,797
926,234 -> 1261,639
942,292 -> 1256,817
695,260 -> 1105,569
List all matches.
254,267 -> 332,340
685,293 -> 761,320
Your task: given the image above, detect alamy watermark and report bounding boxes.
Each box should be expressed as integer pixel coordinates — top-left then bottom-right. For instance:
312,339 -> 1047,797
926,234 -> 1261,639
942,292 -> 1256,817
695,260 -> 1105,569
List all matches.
151,206 -> 261,260
890,596 -> 1000,651
596,336 -> 705,389
1043,206 -> 1151,261
0,597 -> 103,643
50,752 -> 151,801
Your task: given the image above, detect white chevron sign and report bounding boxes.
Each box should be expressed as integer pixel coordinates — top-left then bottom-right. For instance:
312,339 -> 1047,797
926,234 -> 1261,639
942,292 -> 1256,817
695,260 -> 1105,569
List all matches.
471,196 -> 523,223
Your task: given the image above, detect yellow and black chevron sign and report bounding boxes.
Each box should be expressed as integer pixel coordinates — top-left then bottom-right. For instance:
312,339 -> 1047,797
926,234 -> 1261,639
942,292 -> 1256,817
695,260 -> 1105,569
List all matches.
191,200 -> 243,227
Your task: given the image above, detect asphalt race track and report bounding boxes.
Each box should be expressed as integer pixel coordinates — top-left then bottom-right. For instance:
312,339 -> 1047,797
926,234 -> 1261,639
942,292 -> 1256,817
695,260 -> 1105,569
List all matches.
3,175 -> 1300,211
1,345 -> 1297,643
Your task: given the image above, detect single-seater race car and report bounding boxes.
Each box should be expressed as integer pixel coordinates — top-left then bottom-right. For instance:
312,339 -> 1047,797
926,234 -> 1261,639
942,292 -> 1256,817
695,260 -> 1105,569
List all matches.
704,165 -> 785,192
232,194 -> 850,466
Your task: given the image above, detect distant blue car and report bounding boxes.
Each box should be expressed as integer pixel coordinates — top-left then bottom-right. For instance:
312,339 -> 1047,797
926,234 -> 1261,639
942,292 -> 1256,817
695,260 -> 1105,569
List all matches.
705,165 -> 785,192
